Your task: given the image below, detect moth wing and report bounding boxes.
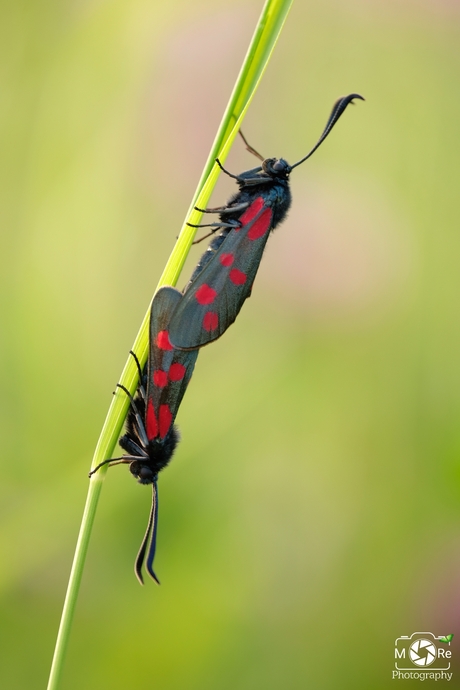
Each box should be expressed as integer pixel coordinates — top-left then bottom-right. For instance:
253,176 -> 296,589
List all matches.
145,287 -> 198,441
169,196 -> 274,349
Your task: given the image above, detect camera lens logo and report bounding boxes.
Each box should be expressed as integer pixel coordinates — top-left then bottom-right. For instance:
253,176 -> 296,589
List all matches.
409,639 -> 437,667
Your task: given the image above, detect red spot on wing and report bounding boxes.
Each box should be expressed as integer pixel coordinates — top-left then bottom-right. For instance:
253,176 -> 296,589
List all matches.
146,400 -> 159,440
159,404 -> 173,439
229,268 -> 247,285
220,253 -> 234,267
168,362 -> 186,381
240,197 -> 264,225
156,330 -> 173,350
153,370 -> 168,388
195,284 -> 217,305
203,311 -> 218,332
247,208 -> 272,240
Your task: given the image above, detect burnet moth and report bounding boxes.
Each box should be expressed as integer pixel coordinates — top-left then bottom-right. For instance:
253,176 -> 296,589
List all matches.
168,94 -> 364,349
89,287 -> 198,584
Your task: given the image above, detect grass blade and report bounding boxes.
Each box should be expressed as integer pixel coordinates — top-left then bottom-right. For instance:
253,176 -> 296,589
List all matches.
46,2 -> 293,688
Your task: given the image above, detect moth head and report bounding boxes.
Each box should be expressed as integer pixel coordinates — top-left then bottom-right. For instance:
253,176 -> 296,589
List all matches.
262,157 -> 291,178
130,461 -> 156,485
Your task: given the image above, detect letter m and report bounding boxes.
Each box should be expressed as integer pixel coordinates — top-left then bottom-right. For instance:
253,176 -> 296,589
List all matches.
395,648 -> 405,659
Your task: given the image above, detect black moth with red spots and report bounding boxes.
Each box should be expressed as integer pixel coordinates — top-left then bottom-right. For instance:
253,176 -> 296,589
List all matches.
89,287 -> 198,584
88,94 -> 363,583
168,94 -> 364,350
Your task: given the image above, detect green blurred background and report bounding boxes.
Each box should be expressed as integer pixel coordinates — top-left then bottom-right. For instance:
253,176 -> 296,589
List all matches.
2,0 -> 460,687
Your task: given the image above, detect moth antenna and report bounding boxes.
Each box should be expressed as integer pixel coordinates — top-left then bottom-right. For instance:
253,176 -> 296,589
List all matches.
145,481 -> 160,584
290,93 -> 365,170
135,482 -> 160,585
239,130 -> 265,162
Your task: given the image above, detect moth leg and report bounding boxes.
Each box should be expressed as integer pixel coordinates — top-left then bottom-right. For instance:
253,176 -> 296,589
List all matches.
186,221 -> 238,229
236,176 -> 273,186
215,158 -> 272,186
194,201 -> 249,215
215,158 -> 242,180
194,205 -> 229,214
239,130 -> 264,161
128,350 -> 146,401
116,383 -> 149,448
188,219 -> 241,245
129,350 -> 143,380
88,455 -> 135,478
192,228 -> 229,245
192,230 -> 218,245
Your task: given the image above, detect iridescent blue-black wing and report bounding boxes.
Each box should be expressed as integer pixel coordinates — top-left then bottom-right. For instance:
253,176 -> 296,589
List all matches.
136,287 -> 199,585
169,196 -> 274,349
144,286 -> 199,443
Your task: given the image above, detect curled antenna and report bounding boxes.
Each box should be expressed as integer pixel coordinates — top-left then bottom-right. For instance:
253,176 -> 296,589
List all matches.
290,93 -> 364,170
135,481 -> 160,585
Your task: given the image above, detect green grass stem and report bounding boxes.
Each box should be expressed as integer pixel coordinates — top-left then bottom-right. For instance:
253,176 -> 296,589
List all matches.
46,1 -> 293,688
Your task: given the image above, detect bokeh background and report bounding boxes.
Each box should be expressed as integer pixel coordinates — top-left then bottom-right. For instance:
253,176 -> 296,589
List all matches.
2,0 -> 460,687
